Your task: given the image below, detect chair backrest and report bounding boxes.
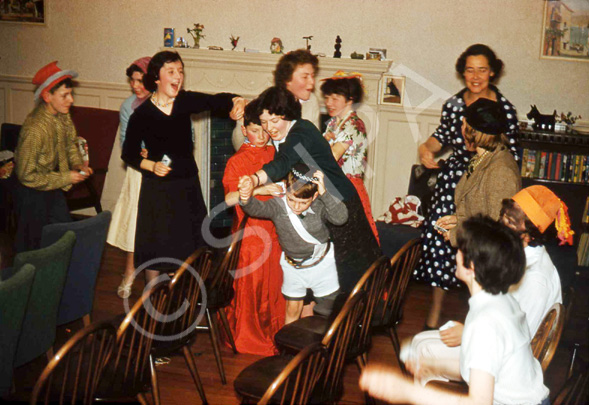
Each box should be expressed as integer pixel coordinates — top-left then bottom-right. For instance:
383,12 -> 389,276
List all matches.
319,291 -> 366,402
30,320 -> 116,405
0,122 -> 21,152
101,282 -> 169,396
346,256 -> 390,360
0,264 -> 35,397
41,211 -> 112,325
258,342 -> 327,405
156,247 -> 214,341
13,231 -> 76,367
532,302 -> 565,372
377,238 -> 421,327
208,216 -> 247,307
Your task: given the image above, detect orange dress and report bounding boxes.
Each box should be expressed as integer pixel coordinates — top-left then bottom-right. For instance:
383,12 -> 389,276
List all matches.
222,142 -> 285,355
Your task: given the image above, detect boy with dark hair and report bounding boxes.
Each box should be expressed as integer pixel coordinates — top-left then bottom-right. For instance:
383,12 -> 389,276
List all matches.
238,162 -> 347,324
360,215 -> 549,405
14,61 -> 93,252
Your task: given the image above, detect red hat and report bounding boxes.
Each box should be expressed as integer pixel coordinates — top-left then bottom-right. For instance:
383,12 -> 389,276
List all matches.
129,56 -> 151,75
33,61 -> 78,103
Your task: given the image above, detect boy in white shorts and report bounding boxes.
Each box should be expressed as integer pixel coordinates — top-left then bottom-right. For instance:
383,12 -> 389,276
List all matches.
238,162 -> 348,324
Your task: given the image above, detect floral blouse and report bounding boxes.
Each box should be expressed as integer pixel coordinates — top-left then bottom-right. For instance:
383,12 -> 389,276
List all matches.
324,111 -> 367,178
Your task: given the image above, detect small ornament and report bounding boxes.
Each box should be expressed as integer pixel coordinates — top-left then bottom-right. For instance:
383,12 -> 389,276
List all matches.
187,23 -> 205,49
230,35 -> 240,51
350,51 -> 364,60
271,37 -> 284,54
175,37 -> 188,48
303,36 -> 313,51
333,36 -> 342,58
163,28 -> 174,48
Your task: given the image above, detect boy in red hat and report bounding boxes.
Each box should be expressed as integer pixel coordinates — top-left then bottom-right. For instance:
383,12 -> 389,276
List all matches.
13,61 -> 93,252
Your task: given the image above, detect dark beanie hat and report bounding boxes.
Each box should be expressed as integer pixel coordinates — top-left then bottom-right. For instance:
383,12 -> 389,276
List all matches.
464,98 -> 507,135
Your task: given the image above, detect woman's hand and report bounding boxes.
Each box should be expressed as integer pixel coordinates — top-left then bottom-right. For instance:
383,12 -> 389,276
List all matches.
141,148 -> 149,159
436,215 -> 457,232
311,171 -> 326,195
230,97 -> 247,121
238,175 -> 254,202
440,322 -> 464,347
418,137 -> 442,169
255,183 -> 284,197
153,161 -> 171,177
324,130 -> 336,142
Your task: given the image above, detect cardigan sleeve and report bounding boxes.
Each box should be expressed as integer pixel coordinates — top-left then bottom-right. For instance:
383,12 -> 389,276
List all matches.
121,112 -> 145,170
240,196 -> 279,220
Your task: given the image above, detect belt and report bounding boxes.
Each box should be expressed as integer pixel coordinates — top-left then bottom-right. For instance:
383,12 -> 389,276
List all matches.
285,242 -> 331,269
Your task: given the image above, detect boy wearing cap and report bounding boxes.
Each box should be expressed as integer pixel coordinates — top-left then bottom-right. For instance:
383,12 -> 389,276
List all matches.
14,61 -> 93,252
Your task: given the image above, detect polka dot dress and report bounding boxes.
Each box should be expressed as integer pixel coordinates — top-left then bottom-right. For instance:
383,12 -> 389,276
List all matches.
413,86 -> 519,289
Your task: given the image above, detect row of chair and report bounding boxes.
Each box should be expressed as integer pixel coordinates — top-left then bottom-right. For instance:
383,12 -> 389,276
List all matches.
234,238 -> 422,403
0,211 -> 111,397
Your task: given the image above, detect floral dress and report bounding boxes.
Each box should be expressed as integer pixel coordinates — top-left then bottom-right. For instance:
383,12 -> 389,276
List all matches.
324,110 -> 379,242
413,86 -> 519,289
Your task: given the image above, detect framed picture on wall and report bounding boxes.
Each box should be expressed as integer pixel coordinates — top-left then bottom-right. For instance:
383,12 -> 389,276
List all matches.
540,0 -> 589,62
0,0 -> 45,24
379,75 -> 405,106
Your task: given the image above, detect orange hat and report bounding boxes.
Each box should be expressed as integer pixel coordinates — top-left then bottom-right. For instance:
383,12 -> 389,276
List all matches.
320,70 -> 363,81
32,61 -> 78,103
512,185 -> 574,245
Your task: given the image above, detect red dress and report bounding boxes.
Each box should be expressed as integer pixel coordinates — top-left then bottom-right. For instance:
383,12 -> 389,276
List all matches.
222,142 -> 285,356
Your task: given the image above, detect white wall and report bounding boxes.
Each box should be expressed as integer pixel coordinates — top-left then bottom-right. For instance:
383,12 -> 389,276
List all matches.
2,0 -> 588,119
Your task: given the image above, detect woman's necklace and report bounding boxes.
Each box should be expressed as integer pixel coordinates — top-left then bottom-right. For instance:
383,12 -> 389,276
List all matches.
467,150 -> 490,177
151,93 -> 175,108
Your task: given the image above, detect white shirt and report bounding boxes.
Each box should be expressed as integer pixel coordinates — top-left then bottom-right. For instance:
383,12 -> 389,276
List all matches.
460,291 -> 548,405
511,245 -> 562,336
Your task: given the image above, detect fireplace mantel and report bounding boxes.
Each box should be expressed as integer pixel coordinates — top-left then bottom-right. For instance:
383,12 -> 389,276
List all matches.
172,48 -> 391,105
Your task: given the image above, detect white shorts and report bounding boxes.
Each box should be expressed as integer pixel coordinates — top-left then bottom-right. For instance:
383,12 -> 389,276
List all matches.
280,244 -> 339,299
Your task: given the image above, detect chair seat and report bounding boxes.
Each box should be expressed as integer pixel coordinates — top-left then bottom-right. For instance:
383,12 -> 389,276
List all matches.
274,316 -> 329,352
234,355 -> 293,401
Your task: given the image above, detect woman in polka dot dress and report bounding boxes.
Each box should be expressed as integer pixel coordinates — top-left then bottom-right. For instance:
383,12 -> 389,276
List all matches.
414,44 -> 519,329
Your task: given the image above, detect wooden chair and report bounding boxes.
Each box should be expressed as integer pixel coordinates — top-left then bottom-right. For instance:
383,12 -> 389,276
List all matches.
234,292 -> 366,404
199,216 -> 247,384
30,320 -> 116,405
150,247 -> 214,404
372,238 -> 421,371
274,255 -> 390,370
234,342 -> 327,405
552,361 -> 589,405
96,282 -> 169,405
531,302 -> 565,372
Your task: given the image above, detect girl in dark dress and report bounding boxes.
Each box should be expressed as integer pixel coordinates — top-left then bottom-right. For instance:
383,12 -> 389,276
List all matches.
244,86 -> 381,294
413,44 -> 519,329
122,51 -> 245,280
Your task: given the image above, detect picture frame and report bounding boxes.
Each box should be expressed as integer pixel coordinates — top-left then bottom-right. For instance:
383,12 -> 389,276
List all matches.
0,0 -> 45,24
379,75 -> 405,106
540,0 -> 589,63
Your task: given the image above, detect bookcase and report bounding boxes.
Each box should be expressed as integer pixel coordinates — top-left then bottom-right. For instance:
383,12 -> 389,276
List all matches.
517,128 -> 589,269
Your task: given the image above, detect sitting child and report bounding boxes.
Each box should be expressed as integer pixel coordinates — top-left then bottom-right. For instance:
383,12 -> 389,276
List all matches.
238,162 -> 348,324
400,186 -> 570,384
360,215 -> 549,405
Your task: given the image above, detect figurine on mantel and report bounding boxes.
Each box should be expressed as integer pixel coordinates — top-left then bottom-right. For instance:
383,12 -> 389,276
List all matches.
230,35 -> 240,51
527,105 -> 556,132
271,37 -> 284,54
187,23 -> 205,48
334,35 -> 342,58
303,35 -> 313,51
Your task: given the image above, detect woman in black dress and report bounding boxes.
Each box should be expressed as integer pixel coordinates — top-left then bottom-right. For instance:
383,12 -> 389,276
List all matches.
245,86 -> 381,293
413,44 -> 519,329
122,51 -> 245,281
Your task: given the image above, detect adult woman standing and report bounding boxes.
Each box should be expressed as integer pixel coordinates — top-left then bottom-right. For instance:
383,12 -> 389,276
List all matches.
321,71 -> 379,242
246,86 -> 381,294
414,44 -> 519,329
122,51 -> 244,278
106,56 -> 151,299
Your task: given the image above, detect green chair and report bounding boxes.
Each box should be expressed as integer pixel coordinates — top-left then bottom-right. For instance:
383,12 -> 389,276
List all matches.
12,231 -> 76,367
0,264 -> 35,396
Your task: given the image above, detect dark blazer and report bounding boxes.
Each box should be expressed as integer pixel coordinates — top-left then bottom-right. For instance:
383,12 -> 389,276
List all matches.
262,119 -> 356,201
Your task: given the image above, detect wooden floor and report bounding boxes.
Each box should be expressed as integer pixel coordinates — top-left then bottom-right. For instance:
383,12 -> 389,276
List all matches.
4,238 -> 588,404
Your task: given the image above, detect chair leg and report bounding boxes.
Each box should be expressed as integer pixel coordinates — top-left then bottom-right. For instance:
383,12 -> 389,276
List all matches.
82,314 -> 91,327
182,345 -> 208,404
388,326 -> 407,375
149,354 -> 161,405
136,393 -> 149,405
218,308 -> 238,354
206,308 -> 227,384
355,355 -> 366,373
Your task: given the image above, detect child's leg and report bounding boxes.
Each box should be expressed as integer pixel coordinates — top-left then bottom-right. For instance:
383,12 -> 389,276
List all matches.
313,290 -> 340,317
285,299 -> 304,324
